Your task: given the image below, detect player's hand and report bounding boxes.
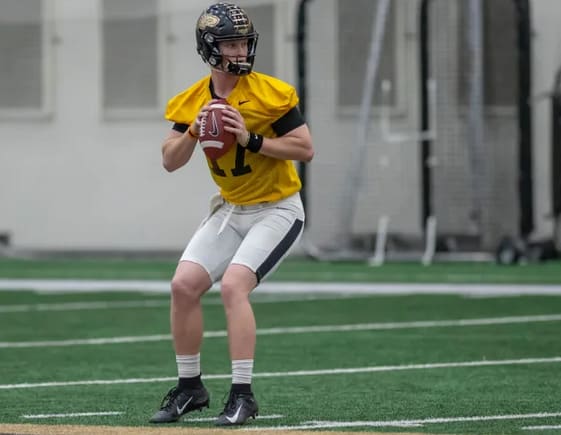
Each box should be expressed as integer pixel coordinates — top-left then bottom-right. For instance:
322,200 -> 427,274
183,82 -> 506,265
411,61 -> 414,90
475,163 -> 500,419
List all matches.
192,100 -> 219,136
221,105 -> 249,146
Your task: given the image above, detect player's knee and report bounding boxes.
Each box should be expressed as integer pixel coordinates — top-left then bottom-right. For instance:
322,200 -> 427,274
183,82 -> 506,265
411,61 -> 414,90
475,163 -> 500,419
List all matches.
220,265 -> 256,307
220,279 -> 248,307
171,274 -> 205,302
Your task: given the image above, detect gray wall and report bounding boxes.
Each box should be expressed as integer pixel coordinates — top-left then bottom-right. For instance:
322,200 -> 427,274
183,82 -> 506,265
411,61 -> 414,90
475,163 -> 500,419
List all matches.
0,0 -> 559,252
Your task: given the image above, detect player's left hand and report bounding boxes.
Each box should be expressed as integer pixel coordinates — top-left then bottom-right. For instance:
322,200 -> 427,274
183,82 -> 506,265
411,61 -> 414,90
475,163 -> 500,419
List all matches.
221,106 -> 249,147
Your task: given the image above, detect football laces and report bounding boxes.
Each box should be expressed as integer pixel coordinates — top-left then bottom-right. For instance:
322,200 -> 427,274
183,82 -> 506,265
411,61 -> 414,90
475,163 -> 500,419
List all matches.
199,113 -> 207,136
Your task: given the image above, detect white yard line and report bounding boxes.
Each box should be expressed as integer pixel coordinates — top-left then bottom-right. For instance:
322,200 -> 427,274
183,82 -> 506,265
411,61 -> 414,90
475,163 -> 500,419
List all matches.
522,425 -> 561,430
2,279 -> 561,295
188,414 -> 283,423
0,334 -> 174,348
1,356 -> 560,390
246,412 -> 561,431
0,300 -> 170,313
0,294 -> 356,313
21,411 -> 123,419
1,313 -> 561,348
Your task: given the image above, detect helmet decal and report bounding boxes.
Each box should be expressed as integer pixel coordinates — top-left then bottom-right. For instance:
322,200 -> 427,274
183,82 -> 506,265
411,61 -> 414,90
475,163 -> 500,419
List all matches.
197,14 -> 220,30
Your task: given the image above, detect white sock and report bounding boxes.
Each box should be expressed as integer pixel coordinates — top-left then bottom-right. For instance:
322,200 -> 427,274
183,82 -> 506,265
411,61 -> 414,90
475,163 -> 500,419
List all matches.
232,359 -> 254,384
176,353 -> 200,379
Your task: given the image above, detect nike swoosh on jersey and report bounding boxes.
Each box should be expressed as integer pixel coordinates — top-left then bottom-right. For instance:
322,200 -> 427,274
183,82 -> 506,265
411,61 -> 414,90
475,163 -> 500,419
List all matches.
238,100 -> 251,105
225,404 -> 243,423
176,396 -> 193,414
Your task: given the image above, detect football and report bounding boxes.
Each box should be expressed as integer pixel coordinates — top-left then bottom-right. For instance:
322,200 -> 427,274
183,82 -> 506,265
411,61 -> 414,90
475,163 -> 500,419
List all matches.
198,99 -> 237,160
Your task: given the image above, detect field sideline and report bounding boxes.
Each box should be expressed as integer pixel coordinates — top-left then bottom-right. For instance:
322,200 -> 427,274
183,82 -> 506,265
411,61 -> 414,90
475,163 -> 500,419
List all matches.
1,258 -> 561,434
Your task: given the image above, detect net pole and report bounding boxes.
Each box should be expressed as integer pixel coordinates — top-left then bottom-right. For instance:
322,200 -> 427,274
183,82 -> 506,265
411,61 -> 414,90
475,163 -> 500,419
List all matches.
335,0 -> 391,248
465,0 -> 486,236
552,67 -> 561,250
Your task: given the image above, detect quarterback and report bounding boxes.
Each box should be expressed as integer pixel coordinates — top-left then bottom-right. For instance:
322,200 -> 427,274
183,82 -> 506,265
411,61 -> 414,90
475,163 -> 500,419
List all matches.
149,1 -> 314,427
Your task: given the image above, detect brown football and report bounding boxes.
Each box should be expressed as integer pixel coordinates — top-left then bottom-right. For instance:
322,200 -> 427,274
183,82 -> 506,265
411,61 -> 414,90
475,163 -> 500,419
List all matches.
199,99 -> 237,160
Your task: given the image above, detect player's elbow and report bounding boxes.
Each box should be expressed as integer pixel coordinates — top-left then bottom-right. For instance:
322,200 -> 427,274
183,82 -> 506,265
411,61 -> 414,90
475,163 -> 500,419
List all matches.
299,140 -> 314,162
294,126 -> 314,162
302,146 -> 314,162
162,147 -> 189,172
162,157 -> 179,172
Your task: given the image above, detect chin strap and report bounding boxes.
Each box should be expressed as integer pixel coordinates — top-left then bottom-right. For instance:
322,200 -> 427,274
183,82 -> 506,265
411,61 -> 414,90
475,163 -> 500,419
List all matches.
226,61 -> 252,76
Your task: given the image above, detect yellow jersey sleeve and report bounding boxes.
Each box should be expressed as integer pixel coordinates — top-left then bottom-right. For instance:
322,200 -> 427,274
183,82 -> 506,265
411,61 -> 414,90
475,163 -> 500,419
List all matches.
165,76 -> 211,125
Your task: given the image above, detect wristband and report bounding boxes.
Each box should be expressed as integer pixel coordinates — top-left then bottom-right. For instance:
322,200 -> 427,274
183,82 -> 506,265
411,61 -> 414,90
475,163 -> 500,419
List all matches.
245,132 -> 263,153
187,126 -> 199,139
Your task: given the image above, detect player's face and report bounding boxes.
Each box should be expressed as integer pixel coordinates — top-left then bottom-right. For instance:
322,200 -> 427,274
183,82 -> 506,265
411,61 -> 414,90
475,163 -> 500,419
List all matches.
218,39 -> 248,63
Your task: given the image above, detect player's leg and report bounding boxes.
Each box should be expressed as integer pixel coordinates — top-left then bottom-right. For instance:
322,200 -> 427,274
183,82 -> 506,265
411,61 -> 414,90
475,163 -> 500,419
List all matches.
170,261 -> 210,356
215,194 -> 305,426
150,206 -> 242,423
221,264 -> 257,361
149,260 -> 212,424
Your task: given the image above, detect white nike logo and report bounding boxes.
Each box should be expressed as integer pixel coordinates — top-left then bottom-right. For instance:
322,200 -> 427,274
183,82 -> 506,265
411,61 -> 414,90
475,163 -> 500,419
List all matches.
176,396 -> 192,415
209,112 -> 220,137
225,404 -> 243,423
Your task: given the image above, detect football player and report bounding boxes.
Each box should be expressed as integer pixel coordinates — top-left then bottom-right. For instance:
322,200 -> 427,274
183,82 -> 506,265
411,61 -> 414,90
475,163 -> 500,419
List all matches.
149,1 -> 314,427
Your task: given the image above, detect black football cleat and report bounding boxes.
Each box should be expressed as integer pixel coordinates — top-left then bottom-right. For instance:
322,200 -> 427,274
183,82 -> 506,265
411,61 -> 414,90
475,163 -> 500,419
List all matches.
214,391 -> 259,426
149,385 -> 209,423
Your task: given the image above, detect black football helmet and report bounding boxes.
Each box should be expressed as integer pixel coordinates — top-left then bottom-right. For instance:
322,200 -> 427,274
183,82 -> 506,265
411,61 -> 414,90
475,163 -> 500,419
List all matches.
196,3 -> 259,76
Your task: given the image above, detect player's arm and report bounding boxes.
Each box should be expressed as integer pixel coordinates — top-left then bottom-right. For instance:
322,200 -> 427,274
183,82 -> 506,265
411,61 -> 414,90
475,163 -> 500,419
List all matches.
162,104 -> 213,172
222,106 -> 314,162
257,124 -> 313,162
161,125 -> 198,172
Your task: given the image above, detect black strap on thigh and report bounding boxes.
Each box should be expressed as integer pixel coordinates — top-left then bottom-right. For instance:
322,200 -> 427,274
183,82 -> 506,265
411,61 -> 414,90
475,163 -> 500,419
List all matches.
255,219 -> 304,283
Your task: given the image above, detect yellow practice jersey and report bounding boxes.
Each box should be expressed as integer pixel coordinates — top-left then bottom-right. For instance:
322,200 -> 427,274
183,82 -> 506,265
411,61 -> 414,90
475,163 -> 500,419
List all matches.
165,72 -> 303,205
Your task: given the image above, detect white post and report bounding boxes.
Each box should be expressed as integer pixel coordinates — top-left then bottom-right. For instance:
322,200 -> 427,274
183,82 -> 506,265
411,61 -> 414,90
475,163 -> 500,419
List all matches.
422,215 -> 437,266
380,79 -> 437,144
369,215 -> 390,266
